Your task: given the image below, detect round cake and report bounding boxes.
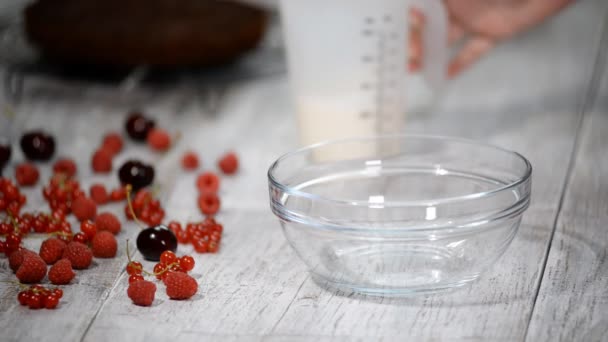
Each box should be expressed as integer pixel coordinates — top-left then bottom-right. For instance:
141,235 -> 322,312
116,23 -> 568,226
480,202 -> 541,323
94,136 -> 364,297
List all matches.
24,0 -> 268,67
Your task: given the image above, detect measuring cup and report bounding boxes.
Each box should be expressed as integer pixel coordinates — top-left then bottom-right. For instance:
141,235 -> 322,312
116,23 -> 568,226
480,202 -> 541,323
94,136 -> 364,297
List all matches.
280,0 -> 448,159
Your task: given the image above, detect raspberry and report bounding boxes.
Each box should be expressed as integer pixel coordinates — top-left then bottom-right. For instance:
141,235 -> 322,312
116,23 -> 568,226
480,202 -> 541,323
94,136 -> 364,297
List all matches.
90,183 -> 109,204
62,241 -> 93,269
95,212 -> 121,234
9,249 -> 37,272
102,132 -> 123,156
15,163 -> 39,186
48,258 -> 75,285
198,192 -> 220,215
181,151 -> 199,170
53,158 -> 77,178
196,172 -> 220,193
218,152 -> 238,175
91,148 -> 112,173
72,196 -> 97,221
16,253 -> 47,283
127,280 -> 156,306
146,128 -> 171,151
164,272 -> 198,300
39,237 -> 67,265
91,231 -> 117,258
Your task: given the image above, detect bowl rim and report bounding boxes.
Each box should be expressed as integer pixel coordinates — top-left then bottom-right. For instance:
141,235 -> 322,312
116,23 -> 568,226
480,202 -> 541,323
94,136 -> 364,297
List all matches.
267,134 -> 532,208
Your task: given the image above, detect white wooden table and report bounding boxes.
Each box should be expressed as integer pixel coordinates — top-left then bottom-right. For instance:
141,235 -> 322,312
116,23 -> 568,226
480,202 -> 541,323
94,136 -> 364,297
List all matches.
1,1 -> 607,341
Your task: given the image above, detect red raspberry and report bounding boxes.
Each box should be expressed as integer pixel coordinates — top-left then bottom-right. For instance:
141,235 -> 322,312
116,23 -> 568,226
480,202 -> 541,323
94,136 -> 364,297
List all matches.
91,149 -> 112,173
127,280 -> 156,306
95,212 -> 121,234
146,128 -> 171,151
89,183 -> 109,204
218,152 -> 239,175
53,158 -> 77,178
39,237 -> 67,265
72,196 -> 97,221
16,253 -> 47,283
91,231 -> 117,258
62,241 -> 93,269
48,258 -> 75,285
181,151 -> 199,170
102,132 -> 123,156
196,172 -> 220,193
164,272 -> 198,300
9,249 -> 37,272
15,163 -> 39,186
198,192 -> 220,215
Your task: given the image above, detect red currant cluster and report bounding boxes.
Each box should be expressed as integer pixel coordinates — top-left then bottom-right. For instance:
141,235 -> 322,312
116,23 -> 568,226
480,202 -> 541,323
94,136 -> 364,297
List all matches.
72,220 -> 97,244
127,250 -> 195,282
0,178 -> 27,216
0,231 -> 22,256
0,211 -> 72,255
125,249 -> 198,306
168,218 -> 223,254
17,285 -> 63,310
124,189 -> 165,226
42,174 -> 85,214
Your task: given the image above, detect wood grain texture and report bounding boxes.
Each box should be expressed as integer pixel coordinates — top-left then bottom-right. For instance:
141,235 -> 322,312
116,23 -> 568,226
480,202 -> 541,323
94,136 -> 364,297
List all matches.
0,0 -> 606,341
526,14 -> 608,342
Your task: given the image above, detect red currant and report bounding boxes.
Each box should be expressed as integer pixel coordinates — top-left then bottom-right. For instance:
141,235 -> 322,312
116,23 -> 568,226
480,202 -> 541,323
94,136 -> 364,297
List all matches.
53,288 -> 63,299
126,261 -> 143,275
153,263 -> 167,280
160,250 -> 177,265
168,221 -> 182,234
6,233 -> 21,249
209,241 -> 219,253
176,230 -> 189,244
128,274 -> 145,284
18,291 -> 29,305
73,232 -> 88,244
27,294 -> 42,309
179,255 -> 195,272
193,240 -> 209,253
44,295 -> 59,309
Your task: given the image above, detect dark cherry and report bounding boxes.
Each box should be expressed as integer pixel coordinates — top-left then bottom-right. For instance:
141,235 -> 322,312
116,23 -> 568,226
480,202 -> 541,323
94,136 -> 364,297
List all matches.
118,160 -> 154,191
20,131 -> 55,161
0,144 -> 10,171
136,225 -> 177,261
125,112 -> 155,141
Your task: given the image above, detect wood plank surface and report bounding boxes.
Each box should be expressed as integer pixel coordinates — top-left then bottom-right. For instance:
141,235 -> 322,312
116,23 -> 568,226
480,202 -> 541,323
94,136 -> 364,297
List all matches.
525,14 -> 608,342
0,0 -> 606,341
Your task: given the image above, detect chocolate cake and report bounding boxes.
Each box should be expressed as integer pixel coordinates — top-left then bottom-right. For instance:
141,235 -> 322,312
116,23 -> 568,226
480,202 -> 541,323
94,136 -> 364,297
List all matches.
24,0 -> 268,67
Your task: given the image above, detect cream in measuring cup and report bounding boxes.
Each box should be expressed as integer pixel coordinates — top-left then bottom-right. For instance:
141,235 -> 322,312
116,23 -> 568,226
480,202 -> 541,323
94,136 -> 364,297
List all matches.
280,0 -> 448,160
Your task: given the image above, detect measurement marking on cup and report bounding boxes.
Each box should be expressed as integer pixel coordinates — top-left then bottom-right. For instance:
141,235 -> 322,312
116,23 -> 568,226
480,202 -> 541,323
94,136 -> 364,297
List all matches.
360,14 -> 402,135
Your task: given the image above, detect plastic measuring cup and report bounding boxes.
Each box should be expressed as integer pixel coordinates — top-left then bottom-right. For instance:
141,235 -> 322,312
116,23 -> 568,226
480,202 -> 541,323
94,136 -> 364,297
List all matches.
280,0 -> 448,159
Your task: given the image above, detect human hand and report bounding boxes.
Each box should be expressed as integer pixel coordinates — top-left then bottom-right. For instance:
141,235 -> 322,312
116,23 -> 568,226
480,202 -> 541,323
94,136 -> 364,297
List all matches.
408,0 -> 575,78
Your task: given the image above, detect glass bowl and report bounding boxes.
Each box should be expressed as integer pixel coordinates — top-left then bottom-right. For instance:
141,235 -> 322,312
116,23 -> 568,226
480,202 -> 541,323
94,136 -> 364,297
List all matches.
268,135 -> 532,296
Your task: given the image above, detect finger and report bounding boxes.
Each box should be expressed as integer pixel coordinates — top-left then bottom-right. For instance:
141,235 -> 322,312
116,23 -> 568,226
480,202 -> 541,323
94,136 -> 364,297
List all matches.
408,7 -> 426,72
448,36 -> 494,78
448,20 -> 466,45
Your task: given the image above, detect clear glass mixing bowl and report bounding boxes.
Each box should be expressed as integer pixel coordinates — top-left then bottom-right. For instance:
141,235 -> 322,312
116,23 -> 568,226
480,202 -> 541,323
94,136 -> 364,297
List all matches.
268,135 -> 532,296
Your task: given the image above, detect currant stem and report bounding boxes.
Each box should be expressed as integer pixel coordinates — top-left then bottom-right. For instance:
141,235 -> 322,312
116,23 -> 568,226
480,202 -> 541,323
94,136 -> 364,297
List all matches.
125,184 -> 146,229
125,240 -> 154,277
